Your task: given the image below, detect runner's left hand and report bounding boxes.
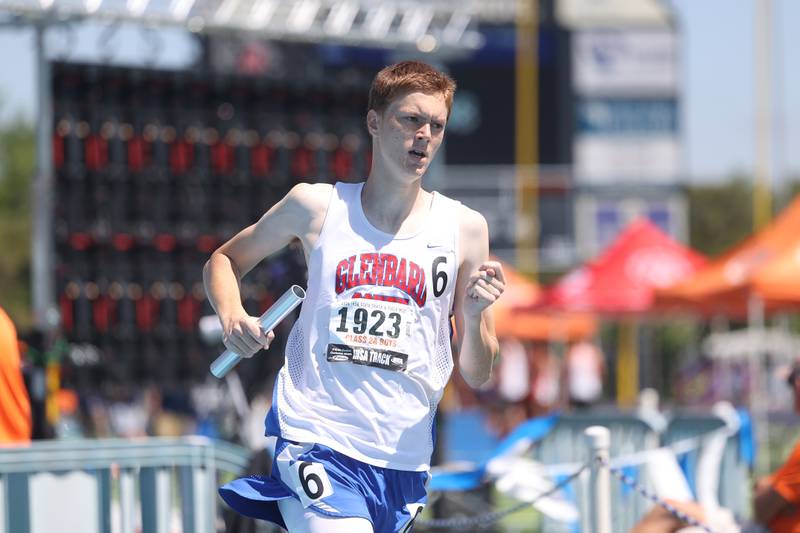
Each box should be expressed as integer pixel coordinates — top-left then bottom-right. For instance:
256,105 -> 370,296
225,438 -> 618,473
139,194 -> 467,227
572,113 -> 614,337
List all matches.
464,261 -> 505,317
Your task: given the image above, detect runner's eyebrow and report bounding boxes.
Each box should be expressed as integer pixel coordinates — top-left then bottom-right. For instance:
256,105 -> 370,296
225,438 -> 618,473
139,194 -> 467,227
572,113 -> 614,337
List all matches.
397,107 -> 445,124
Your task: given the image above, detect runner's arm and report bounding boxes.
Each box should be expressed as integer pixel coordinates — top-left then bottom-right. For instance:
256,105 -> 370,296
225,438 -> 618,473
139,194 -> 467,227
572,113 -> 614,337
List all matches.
452,207 -> 504,388
203,182 -> 329,357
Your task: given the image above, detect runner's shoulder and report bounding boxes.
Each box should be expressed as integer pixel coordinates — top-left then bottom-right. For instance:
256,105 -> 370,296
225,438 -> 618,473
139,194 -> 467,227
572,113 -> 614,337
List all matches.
285,182 -> 333,217
456,203 -> 488,238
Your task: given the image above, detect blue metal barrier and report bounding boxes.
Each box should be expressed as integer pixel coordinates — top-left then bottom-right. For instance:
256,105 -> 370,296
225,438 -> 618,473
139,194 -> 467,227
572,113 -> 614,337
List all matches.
662,411 -> 751,519
532,410 -> 661,533
435,407 -> 753,532
0,436 -> 251,533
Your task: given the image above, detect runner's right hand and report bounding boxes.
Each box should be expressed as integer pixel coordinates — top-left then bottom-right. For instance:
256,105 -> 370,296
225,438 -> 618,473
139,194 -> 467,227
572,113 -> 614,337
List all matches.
221,311 -> 274,358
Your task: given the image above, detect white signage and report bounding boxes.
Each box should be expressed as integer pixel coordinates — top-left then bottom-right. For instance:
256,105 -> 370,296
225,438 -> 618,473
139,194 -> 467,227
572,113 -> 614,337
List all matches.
558,0 -> 671,28
573,30 -> 678,95
574,135 -> 681,184
573,192 -> 687,259
577,98 -> 678,135
703,329 -> 800,363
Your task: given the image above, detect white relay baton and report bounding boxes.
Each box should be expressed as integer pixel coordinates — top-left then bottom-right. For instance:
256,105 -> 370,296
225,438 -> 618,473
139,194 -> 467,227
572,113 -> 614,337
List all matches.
209,285 -> 306,378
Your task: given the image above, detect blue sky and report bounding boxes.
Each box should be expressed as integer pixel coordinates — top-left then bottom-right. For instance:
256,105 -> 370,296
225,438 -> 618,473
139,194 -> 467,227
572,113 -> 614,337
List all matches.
0,0 -> 798,182
669,0 -> 800,183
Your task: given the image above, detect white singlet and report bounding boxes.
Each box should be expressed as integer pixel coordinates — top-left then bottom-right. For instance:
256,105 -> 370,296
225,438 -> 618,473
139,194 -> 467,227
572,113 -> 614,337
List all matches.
265,182 -> 460,471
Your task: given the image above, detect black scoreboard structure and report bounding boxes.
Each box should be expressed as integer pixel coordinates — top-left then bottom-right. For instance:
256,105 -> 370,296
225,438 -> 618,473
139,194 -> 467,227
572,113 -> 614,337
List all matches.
51,62 -> 372,394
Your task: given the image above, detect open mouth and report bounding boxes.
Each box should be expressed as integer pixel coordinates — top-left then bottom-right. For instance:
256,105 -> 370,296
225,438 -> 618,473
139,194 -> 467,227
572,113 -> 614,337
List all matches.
409,149 -> 427,158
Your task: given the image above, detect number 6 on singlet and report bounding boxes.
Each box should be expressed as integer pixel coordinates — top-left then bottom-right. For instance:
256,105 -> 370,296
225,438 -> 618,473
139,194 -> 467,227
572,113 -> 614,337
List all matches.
291,461 -> 334,507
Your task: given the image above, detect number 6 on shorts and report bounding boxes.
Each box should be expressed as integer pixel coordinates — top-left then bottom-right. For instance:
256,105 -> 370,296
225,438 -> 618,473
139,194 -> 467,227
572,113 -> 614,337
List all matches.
291,461 -> 334,507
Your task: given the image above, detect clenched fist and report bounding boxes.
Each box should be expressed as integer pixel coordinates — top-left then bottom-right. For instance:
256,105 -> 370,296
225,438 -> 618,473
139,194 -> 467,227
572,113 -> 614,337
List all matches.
222,311 -> 275,358
464,261 -> 505,317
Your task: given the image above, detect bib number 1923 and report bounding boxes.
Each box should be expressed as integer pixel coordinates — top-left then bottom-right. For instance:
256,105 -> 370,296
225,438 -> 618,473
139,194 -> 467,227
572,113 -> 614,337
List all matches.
335,306 -> 401,338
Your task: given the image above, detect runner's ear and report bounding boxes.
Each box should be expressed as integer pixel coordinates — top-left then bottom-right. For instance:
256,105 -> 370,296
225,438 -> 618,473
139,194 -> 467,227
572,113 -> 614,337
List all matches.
366,110 -> 379,136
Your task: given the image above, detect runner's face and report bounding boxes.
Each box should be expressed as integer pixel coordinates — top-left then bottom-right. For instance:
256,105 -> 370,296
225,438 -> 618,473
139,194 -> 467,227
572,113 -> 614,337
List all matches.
369,91 -> 448,181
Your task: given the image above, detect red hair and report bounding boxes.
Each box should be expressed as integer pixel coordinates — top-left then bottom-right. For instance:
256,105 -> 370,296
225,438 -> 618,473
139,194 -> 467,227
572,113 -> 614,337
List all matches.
368,61 -> 456,118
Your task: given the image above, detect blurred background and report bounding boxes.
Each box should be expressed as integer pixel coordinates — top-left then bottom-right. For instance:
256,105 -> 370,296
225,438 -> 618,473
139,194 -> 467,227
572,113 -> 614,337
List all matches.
1,0 -> 800,531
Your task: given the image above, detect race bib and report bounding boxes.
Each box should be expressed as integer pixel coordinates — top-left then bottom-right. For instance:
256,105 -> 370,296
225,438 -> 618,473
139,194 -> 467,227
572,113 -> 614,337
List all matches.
276,443 -> 335,508
290,461 -> 334,507
327,298 -> 416,372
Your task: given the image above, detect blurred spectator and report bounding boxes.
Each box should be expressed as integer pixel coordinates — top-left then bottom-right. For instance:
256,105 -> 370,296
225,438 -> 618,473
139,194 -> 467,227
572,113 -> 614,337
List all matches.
531,343 -> 560,412
18,328 -> 53,439
0,305 -> 32,443
54,388 -> 85,439
752,361 -> 800,531
632,360 -> 800,532
492,337 -> 531,434
567,340 -> 604,408
497,337 -> 530,404
107,387 -> 148,437
86,394 -> 113,437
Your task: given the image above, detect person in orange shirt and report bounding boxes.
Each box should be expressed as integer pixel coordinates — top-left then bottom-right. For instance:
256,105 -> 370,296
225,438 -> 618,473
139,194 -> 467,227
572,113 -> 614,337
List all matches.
0,305 -> 32,443
753,363 -> 800,531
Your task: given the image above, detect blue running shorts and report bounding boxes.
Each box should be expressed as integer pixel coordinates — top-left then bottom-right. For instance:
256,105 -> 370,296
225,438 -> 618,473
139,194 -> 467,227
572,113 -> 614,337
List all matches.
219,437 -> 429,532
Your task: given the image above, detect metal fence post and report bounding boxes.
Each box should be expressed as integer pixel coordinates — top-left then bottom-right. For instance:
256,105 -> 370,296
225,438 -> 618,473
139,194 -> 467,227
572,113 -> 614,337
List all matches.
96,468 -> 111,533
7,473 -> 30,533
140,467 -> 157,533
585,426 -> 611,533
179,466 -> 196,533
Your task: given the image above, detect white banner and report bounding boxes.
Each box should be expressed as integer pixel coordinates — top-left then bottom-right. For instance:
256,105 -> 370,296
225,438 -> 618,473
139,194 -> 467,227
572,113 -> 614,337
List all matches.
558,0 -> 671,28
574,135 -> 681,184
702,329 -> 800,362
573,191 -> 687,259
577,98 -> 678,135
573,30 -> 678,95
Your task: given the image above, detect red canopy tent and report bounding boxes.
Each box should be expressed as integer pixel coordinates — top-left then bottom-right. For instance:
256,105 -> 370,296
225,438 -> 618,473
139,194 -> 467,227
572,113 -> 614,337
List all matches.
533,218 -> 708,404
538,218 -> 707,314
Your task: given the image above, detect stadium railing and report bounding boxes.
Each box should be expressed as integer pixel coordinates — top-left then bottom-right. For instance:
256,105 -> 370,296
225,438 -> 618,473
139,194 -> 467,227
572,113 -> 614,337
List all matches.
0,436 -> 251,533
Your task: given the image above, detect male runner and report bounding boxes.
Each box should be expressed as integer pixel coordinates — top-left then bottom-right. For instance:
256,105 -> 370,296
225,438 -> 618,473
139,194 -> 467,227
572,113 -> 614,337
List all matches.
204,60 -> 505,532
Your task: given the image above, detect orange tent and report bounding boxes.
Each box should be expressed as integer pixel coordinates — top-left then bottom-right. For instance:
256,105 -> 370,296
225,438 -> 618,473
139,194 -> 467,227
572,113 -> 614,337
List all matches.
491,258 -> 597,342
494,308 -> 597,342
748,242 -> 800,309
655,196 -> 800,316
492,257 -> 541,310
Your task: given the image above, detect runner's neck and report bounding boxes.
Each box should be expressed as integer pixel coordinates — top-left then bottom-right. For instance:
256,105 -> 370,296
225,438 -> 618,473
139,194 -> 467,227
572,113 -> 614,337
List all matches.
360,179 -> 432,236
